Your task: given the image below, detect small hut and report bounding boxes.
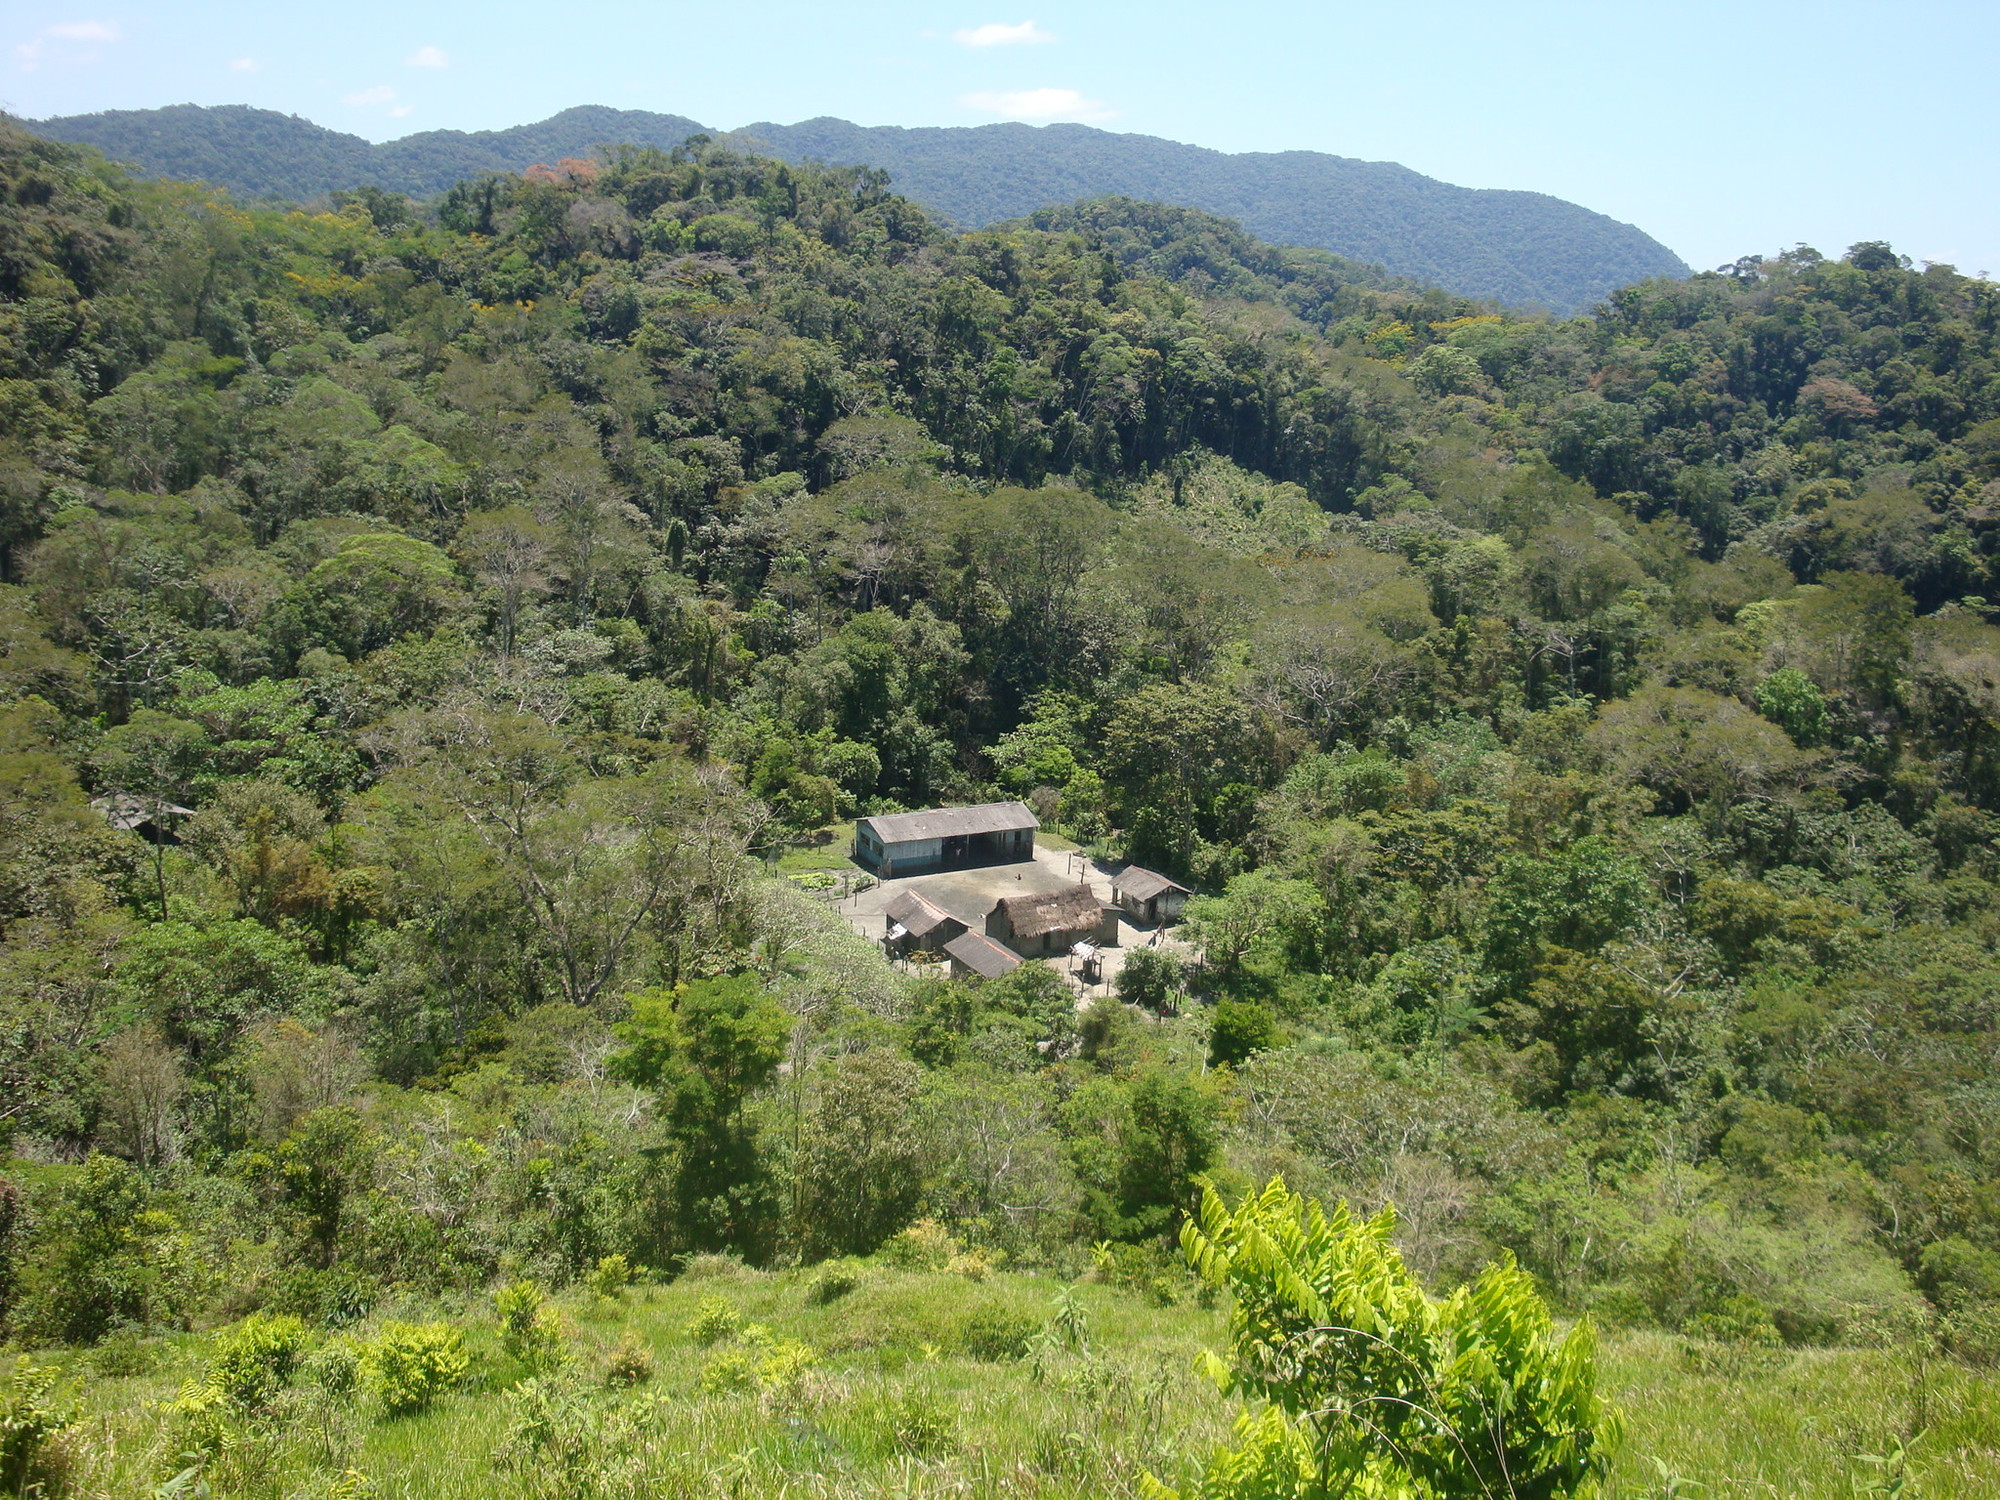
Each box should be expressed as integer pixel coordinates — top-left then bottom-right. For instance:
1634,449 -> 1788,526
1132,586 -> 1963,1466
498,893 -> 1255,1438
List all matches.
92,793 -> 195,845
944,929 -> 1022,980
882,889 -> 966,957
1111,866 -> 1193,925
986,884 -> 1117,957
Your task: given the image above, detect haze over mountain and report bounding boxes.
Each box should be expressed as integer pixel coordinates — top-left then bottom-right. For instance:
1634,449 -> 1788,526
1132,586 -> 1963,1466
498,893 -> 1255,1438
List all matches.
27,103 -> 1688,312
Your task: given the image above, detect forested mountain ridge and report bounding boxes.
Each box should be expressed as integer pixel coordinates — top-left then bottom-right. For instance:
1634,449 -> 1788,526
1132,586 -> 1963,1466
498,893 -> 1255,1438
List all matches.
4,118 -> 2000,1496
23,102 -> 1689,311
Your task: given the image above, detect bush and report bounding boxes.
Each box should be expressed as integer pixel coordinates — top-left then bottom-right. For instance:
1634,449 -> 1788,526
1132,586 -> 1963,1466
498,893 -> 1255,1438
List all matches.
678,1252 -> 747,1282
266,1264 -> 376,1328
1207,1000 -> 1278,1067
698,1345 -> 757,1394
1683,1294 -> 1783,1347
804,1261 -> 865,1306
302,1340 -> 360,1397
7,1154 -> 208,1345
360,1322 -> 467,1416
1163,1179 -> 1619,1500
1116,947 -> 1185,1012
604,1329 -> 654,1388
958,1304 -> 1040,1362
881,1217 -> 959,1271
496,1375 -> 598,1491
584,1254 -> 631,1299
0,1357 -> 72,1495
208,1312 -> 314,1408
685,1294 -> 740,1346
494,1281 -> 567,1376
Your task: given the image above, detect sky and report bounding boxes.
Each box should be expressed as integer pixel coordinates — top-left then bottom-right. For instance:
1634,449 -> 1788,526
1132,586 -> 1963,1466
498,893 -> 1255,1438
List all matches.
4,0 -> 1997,277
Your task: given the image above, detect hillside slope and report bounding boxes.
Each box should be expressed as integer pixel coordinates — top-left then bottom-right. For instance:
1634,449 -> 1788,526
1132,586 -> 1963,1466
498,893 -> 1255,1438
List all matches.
26,102 -> 1687,311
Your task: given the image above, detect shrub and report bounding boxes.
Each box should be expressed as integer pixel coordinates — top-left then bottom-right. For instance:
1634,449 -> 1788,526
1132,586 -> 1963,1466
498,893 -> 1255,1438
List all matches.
8,1154 -> 208,1345
958,1304 -> 1040,1362
678,1252 -> 747,1281
302,1340 -> 361,1397
604,1329 -> 654,1388
685,1294 -> 740,1346
207,1312 -> 314,1408
0,1357 -> 72,1494
804,1261 -> 865,1305
1684,1294 -> 1783,1347
360,1322 -> 467,1416
1159,1179 -> 1619,1500
698,1346 -> 757,1394
584,1254 -> 631,1299
159,1378 -> 237,1471
881,1217 -> 958,1270
496,1375 -> 596,1484
265,1264 -> 375,1328
494,1281 -> 567,1376
946,1247 -> 995,1281
754,1338 -> 817,1413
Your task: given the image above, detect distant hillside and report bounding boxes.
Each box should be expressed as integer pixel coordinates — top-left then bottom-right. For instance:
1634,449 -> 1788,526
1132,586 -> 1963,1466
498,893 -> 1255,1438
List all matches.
28,103 -> 1688,311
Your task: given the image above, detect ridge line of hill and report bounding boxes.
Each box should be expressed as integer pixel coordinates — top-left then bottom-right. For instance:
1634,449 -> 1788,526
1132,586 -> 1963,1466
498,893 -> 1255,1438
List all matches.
24,102 -> 1689,313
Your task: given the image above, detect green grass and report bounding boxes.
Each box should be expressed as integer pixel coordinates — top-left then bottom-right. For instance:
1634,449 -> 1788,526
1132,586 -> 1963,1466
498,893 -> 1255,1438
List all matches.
30,1266 -> 2000,1499
771,827 -> 867,877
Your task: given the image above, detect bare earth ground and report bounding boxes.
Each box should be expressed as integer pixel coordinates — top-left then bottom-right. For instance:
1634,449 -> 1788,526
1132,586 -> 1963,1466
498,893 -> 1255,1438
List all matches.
827,838 -> 1190,998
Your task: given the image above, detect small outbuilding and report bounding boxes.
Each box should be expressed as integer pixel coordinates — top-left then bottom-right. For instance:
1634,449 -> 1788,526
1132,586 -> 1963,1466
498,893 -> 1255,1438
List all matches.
92,793 -> 195,845
944,929 -> 1023,981
882,889 -> 966,957
1112,865 -> 1193,925
986,884 -> 1117,957
854,801 -> 1038,877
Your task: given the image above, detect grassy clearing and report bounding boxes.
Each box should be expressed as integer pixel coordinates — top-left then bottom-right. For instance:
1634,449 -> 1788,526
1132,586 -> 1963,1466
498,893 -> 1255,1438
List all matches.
770,828 -> 866,876
30,1266 -> 2000,1499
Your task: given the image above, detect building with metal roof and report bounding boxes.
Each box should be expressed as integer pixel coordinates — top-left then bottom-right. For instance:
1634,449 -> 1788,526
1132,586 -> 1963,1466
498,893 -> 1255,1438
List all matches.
882,889 -> 966,957
854,801 -> 1037,877
1111,865 -> 1194,924
944,929 -> 1023,980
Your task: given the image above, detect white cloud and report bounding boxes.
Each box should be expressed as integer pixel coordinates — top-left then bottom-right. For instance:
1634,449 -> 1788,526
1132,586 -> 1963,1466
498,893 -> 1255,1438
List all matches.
405,44 -> 447,68
953,19 -> 1053,47
229,56 -> 259,73
960,86 -> 1113,123
343,84 -> 396,107
15,18 -> 120,68
389,104 -> 415,117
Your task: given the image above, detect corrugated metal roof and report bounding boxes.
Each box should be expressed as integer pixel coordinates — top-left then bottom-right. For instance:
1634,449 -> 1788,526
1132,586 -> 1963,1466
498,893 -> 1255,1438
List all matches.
92,793 -> 195,830
885,890 -> 963,937
859,801 -> 1038,847
991,884 -> 1107,940
945,929 -> 1022,977
1113,865 -> 1192,902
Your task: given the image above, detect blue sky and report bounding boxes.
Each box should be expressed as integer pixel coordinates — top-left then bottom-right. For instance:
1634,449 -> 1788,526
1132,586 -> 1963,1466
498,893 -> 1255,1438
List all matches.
5,0 -> 1997,278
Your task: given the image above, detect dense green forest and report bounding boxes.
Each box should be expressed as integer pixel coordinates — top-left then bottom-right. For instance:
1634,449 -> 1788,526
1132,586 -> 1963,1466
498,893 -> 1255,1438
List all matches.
27,103 -> 1689,311
3,116 -> 2000,1496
